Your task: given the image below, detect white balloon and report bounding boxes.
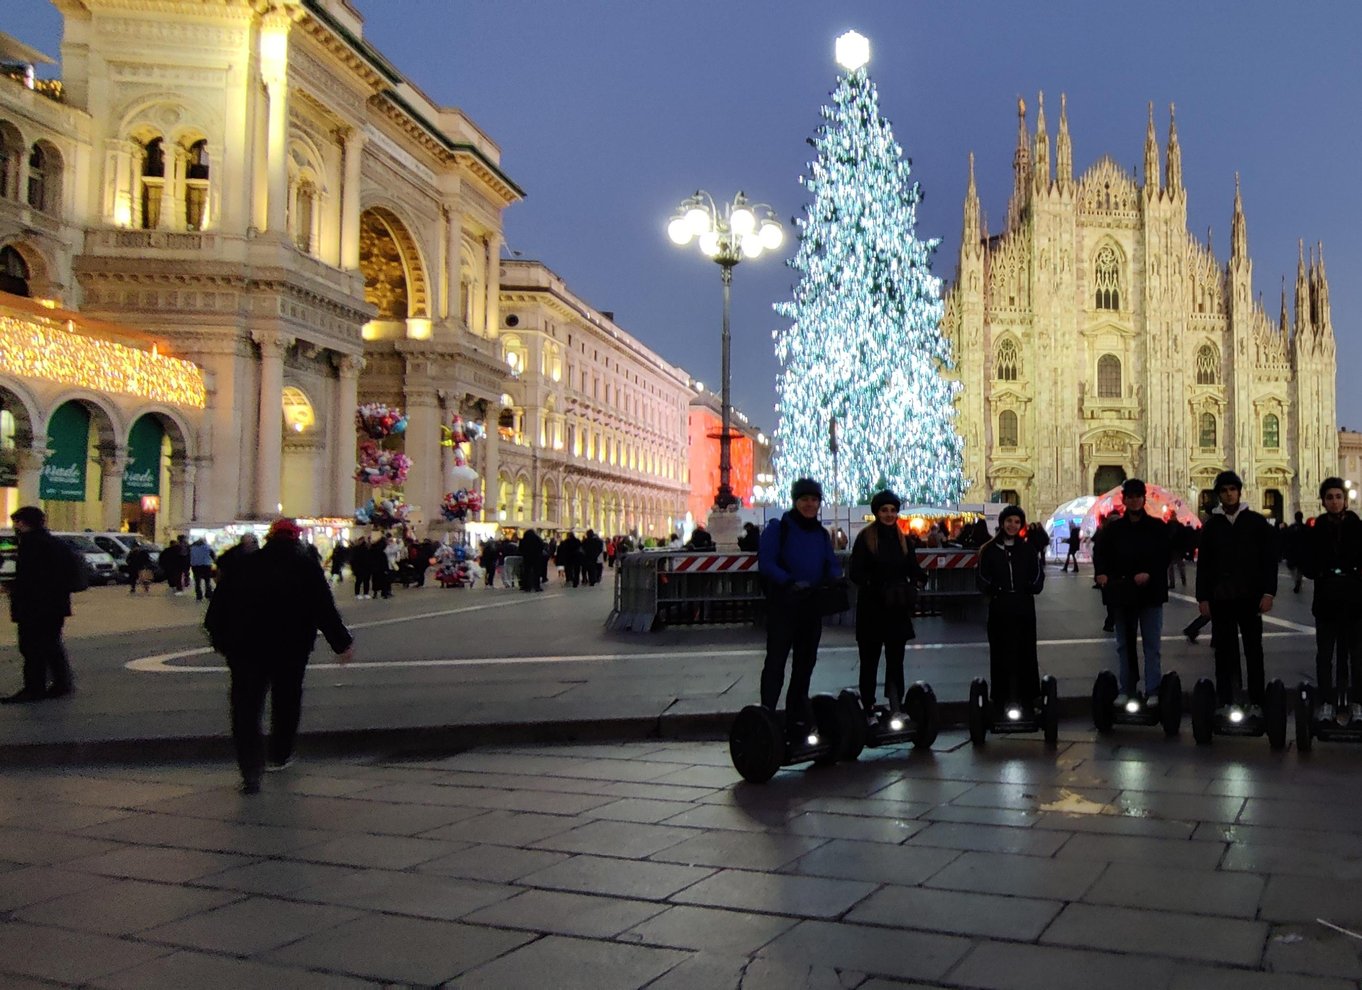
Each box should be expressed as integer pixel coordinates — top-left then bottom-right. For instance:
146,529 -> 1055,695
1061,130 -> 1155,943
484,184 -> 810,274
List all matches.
448,464 -> 479,487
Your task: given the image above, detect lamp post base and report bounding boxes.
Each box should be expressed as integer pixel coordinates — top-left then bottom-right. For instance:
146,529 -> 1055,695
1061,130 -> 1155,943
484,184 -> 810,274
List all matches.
705,502 -> 743,550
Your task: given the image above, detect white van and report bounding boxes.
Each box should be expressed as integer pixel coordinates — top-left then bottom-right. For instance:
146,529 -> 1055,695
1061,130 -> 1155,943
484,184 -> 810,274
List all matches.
53,533 -> 119,586
88,532 -> 163,583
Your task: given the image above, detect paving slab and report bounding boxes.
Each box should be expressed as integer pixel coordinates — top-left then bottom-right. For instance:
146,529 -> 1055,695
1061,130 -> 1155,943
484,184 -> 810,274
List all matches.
87,950 -> 378,990
517,852 -> 714,900
455,933 -> 689,989
617,904 -> 797,955
0,921 -> 171,985
669,868 -> 876,919
847,884 -> 1064,941
462,888 -> 667,938
1041,902 -> 1268,967
758,918 -> 972,984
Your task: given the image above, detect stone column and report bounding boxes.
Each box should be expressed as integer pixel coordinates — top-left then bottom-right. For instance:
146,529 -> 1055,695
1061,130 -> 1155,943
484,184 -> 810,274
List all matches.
481,403 -> 500,522
340,128 -> 364,270
162,144 -> 187,232
15,446 -> 49,506
484,231 -> 502,337
103,138 -> 134,226
332,353 -> 362,516
445,205 -> 463,324
251,330 -> 293,516
99,447 -> 127,532
404,384 -> 439,531
264,78 -> 289,236
168,460 -> 199,530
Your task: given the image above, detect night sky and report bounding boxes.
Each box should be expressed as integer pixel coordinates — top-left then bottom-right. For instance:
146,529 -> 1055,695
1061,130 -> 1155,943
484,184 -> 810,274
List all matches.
11,1 -> 1362,440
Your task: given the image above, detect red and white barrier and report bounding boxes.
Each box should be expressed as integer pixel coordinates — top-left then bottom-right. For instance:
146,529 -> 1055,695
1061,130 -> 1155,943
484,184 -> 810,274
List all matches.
670,555 -> 760,573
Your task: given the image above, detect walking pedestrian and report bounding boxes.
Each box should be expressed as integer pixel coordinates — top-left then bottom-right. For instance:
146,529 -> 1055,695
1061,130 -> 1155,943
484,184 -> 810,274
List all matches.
558,530 -> 582,587
189,537 -> 216,601
1,506 -> 80,703
371,536 -> 394,599
160,535 -> 189,595
976,505 -> 1045,711
1093,479 -> 1170,706
848,490 -> 927,717
1062,521 -> 1081,572
1302,477 -> 1362,722
1286,511 -> 1309,593
581,530 -> 604,586
350,536 -> 372,599
479,536 -> 498,587
757,478 -> 842,741
1195,470 -> 1278,712
126,543 -> 155,594
328,539 -> 349,585
205,518 -> 353,794
519,528 -> 545,592
216,533 -> 259,583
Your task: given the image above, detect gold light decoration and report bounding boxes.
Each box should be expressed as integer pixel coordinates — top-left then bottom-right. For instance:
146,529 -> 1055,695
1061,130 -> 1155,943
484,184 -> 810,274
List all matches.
0,314 -> 207,408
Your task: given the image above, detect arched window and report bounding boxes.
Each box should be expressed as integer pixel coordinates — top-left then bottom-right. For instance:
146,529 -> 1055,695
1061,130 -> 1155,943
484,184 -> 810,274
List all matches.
139,137 -> 164,229
1096,354 -> 1122,398
1262,413 -> 1280,450
1094,245 -> 1121,310
995,338 -> 1019,381
0,245 -> 30,297
1199,412 -> 1217,449
26,143 -> 60,213
0,122 -> 21,200
998,410 -> 1019,448
1195,345 -> 1218,385
184,139 -> 209,230
292,180 -> 316,253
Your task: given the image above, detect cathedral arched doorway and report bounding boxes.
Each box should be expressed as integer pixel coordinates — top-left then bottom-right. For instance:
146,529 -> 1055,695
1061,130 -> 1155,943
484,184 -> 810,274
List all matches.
1262,488 -> 1283,524
1093,465 -> 1126,495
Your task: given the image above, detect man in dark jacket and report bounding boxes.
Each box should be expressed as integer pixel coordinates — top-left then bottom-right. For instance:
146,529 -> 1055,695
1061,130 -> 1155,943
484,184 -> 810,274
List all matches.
581,530 -> 604,586
1302,477 -> 1362,721
1195,470 -> 1278,710
519,528 -> 545,592
758,478 -> 842,738
1285,511 -> 1309,593
1093,479 -> 1170,705
2,506 -> 79,703
976,505 -> 1045,708
557,531 -> 582,587
686,525 -> 716,551
205,518 -> 353,793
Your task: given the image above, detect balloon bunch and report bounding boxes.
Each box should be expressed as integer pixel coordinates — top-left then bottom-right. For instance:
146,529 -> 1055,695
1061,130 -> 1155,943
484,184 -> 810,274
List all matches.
440,488 -> 484,521
441,414 -> 486,447
356,403 -> 408,440
355,440 -> 411,487
355,495 -> 412,527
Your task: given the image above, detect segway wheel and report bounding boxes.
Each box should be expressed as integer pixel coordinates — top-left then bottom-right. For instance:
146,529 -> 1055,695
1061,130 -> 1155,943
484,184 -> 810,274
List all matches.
1092,670 -> 1118,734
810,694 -> 845,767
1159,672 -> 1183,738
729,706 -> 784,784
1191,678 -> 1216,745
1041,675 -> 1059,745
905,681 -> 939,749
1295,681 -> 1315,753
837,690 -> 867,762
968,678 -> 989,746
1265,679 -> 1288,751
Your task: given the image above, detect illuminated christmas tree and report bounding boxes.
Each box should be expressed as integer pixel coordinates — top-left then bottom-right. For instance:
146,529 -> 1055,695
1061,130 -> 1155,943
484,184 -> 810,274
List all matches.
773,32 -> 965,505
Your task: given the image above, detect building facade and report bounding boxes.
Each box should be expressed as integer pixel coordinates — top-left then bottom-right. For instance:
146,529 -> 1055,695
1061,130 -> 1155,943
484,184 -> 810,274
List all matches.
686,385 -> 771,523
496,259 -> 690,537
942,95 -> 1337,521
0,1 -> 521,531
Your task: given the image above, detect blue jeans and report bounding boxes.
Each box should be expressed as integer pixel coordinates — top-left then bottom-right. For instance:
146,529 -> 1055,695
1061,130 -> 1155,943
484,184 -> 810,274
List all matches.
1111,604 -> 1163,696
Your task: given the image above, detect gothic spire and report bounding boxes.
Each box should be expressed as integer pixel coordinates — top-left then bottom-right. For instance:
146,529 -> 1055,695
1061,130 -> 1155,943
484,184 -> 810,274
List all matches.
1317,241 -> 1333,334
1294,238 -> 1310,338
1033,91 -> 1051,192
1230,173 -> 1248,260
1143,101 -> 1160,195
1008,96 -> 1031,230
1056,92 -> 1073,187
962,152 -> 981,250
1279,277 -> 1289,336
1165,102 -> 1182,193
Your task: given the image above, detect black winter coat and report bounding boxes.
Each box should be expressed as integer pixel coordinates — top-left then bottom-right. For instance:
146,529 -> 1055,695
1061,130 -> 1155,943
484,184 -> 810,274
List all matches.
1303,511 -> 1362,616
9,527 -> 76,624
976,537 -> 1044,600
849,523 -> 927,643
205,538 -> 352,663
1092,511 -> 1170,607
1195,507 -> 1279,602
556,535 -> 581,563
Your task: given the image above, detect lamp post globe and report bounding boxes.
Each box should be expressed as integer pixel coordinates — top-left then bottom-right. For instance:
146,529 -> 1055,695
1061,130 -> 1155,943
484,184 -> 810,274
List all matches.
667,190 -> 783,511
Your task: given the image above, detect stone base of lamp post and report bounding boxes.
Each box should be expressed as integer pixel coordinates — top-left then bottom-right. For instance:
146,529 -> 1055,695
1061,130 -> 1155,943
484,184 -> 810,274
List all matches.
705,502 -> 743,550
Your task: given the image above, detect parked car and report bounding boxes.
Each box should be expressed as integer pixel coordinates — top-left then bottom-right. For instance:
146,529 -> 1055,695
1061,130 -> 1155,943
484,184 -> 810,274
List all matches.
90,533 -> 163,583
53,533 -> 119,586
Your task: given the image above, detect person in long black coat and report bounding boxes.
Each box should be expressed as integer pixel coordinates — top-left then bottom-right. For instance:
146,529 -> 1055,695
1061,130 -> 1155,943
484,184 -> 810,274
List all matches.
976,505 -> 1045,708
2,506 -> 79,703
848,490 -> 927,714
581,530 -> 605,586
519,528 -> 545,592
1302,477 -> 1362,720
557,532 -> 583,587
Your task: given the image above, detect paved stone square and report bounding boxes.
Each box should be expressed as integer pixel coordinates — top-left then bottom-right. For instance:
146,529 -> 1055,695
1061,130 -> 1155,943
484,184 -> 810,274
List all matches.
1,730 -> 1360,988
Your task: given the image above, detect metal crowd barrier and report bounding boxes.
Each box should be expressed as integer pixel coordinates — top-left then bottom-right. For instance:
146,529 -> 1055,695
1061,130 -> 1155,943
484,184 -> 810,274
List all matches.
605,547 -> 984,632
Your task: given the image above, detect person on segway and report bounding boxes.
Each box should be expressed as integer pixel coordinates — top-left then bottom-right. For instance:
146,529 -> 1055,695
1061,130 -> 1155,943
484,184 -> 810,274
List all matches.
976,505 -> 1045,713
1195,470 -> 1278,714
1092,478 -> 1170,708
1302,477 -> 1362,723
847,489 -> 927,722
757,478 -> 842,743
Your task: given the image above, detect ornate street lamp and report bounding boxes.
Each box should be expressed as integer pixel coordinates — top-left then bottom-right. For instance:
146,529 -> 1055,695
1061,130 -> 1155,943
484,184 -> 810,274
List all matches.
667,191 -> 782,509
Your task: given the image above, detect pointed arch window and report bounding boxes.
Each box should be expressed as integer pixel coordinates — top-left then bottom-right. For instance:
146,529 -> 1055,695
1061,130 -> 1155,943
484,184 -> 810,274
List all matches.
1096,354 -> 1122,398
1095,245 -> 1121,310
1195,344 -> 1218,385
26,143 -> 61,213
1199,412 -> 1218,449
998,409 -> 1019,448
1262,413 -> 1280,450
139,137 -> 164,229
995,338 -> 1019,381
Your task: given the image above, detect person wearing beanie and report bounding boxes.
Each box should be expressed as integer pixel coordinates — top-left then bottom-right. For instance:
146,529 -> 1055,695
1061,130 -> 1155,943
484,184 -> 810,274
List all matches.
1092,478 -> 1171,707
757,477 -> 842,739
1194,470 -> 1277,712
848,490 -> 927,717
205,518 -> 354,794
1301,477 -> 1362,722
975,505 -> 1045,711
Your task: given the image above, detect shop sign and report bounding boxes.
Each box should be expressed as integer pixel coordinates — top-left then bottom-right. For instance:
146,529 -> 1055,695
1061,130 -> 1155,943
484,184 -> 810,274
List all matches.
122,415 -> 163,501
39,403 -> 89,501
